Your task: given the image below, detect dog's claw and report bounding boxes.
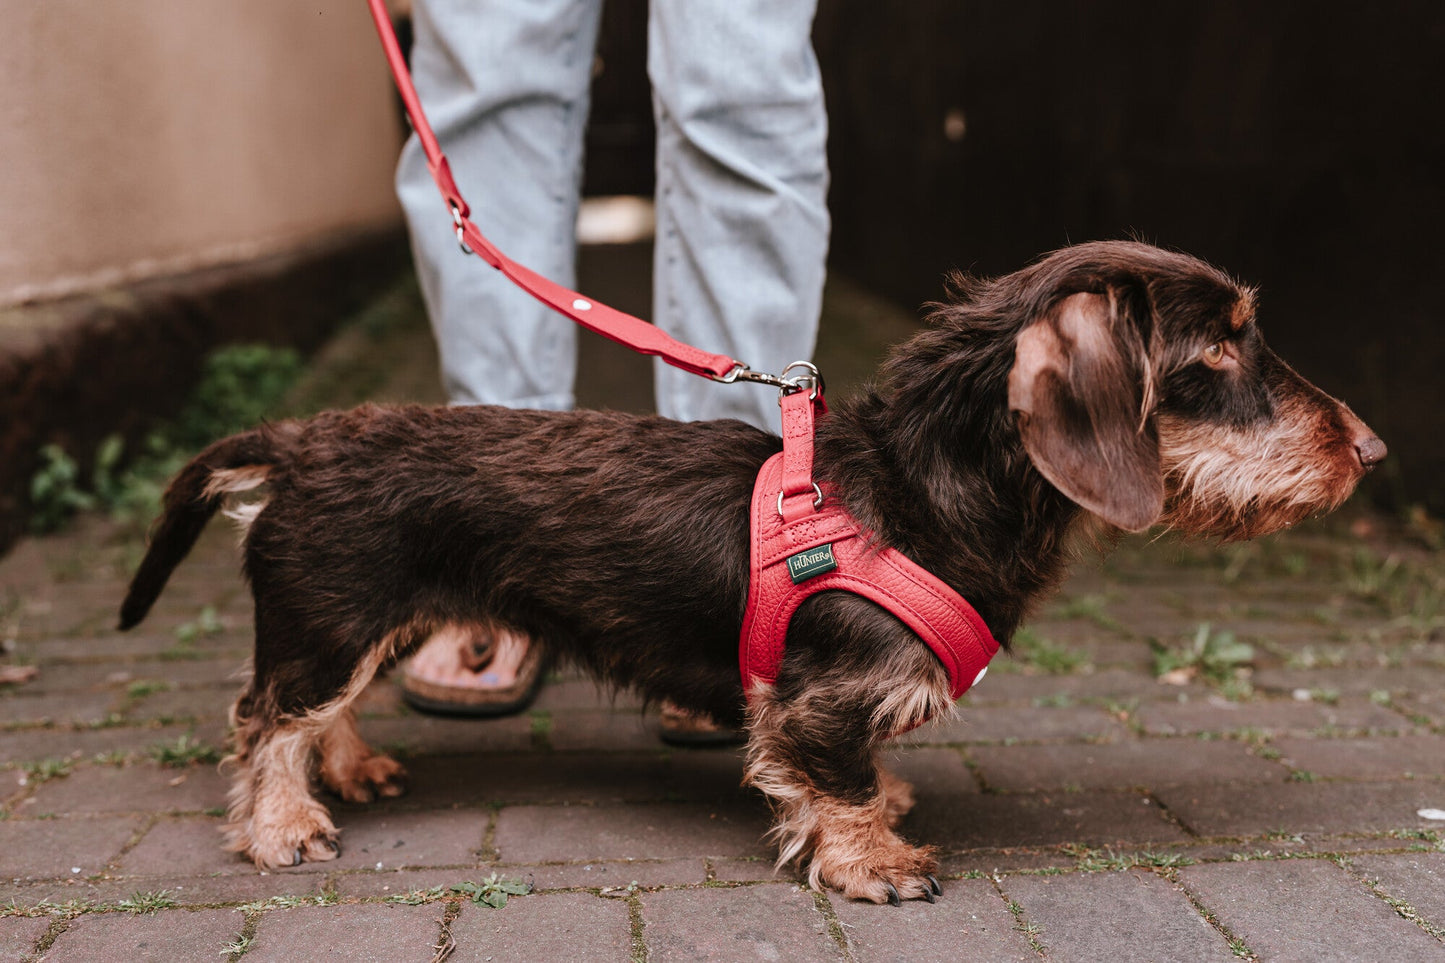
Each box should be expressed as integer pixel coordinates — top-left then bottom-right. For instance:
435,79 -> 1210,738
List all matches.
927,874 -> 942,896
292,849 -> 304,866
921,885 -> 936,904
884,881 -> 901,906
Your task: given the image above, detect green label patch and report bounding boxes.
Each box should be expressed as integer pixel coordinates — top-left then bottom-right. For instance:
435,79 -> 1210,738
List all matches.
787,544 -> 838,584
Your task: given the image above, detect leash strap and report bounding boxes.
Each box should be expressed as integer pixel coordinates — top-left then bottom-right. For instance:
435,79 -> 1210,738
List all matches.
364,0 -> 743,382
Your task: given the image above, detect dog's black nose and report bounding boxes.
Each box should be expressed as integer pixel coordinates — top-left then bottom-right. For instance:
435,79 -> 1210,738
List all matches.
1355,434 -> 1387,468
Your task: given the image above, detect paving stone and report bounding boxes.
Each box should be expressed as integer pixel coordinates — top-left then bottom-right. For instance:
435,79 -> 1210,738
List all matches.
352,750 -> 673,811
0,723 -> 217,766
1154,780 -> 1445,839
907,789 -> 1189,850
322,808 -> 489,871
354,677 -> 405,716
42,907 -> 245,962
1004,868 -> 1235,961
937,848 -> 1076,876
1350,851 -> 1445,929
906,704 -> 1129,745
547,708 -> 662,751
515,857 -> 705,890
0,916 -> 49,960
125,684 -> 238,724
1178,858 -> 1444,961
28,763 -> 228,814
1307,834 -> 1436,856
83,872 -> 327,907
245,903 -> 444,962
18,659 -> 241,695
969,738 -> 1286,791
331,867 -> 496,900
0,816 -> 140,879
531,678 -> 642,712
115,816 -> 245,877
642,883 -> 841,961
0,691 -> 121,726
494,802 -> 772,863
664,747 -> 753,802
1272,734 -> 1445,780
447,891 -> 630,961
1254,665 -> 1445,697
831,876 -> 1032,962
1394,691 -> 1445,727
962,668 -> 1211,706
359,714 -> 533,754
710,857 -> 790,883
1137,696 -> 1412,736
12,629 -> 248,663
882,747 -> 980,799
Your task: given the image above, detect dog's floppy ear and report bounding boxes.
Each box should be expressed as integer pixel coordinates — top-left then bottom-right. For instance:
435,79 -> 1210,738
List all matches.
1007,290 -> 1162,531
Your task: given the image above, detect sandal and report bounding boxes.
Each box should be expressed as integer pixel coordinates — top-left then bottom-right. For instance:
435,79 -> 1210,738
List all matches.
400,625 -> 545,717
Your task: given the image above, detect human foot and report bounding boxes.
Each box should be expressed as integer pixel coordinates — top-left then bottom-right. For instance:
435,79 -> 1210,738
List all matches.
399,623 -> 543,716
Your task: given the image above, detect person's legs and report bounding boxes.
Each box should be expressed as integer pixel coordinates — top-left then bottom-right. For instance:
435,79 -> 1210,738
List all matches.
647,0 -> 830,431
397,0 -> 601,712
398,0 -> 603,410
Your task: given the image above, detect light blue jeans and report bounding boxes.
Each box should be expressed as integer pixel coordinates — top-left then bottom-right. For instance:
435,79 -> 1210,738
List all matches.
396,0 -> 829,431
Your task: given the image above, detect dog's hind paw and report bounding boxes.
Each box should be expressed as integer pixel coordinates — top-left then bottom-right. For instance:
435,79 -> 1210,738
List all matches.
323,753 -> 408,804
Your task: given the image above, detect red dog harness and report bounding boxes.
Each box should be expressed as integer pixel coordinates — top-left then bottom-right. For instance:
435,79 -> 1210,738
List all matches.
739,389 -> 999,704
365,0 -> 1000,707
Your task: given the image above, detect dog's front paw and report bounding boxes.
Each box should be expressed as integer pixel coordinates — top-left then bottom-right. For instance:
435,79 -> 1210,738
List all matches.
322,752 -> 408,804
812,838 -> 941,905
227,804 -> 341,870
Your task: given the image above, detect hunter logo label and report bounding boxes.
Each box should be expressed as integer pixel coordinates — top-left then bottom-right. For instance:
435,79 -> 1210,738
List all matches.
787,544 -> 837,584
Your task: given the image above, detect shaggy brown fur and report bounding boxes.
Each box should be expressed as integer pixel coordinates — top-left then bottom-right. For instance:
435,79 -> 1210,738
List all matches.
119,241 -> 1382,904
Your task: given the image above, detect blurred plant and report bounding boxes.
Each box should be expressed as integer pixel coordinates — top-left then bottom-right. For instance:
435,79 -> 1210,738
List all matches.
27,344 -> 302,534
1153,623 -> 1255,690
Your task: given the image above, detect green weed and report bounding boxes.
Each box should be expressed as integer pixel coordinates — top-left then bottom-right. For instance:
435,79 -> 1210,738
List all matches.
1153,623 -> 1254,688
117,890 -> 176,914
148,735 -> 221,768
452,874 -> 532,909
21,757 -> 73,784
1013,627 -> 1089,675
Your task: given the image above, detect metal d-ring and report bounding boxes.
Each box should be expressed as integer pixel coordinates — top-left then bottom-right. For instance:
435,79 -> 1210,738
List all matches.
778,360 -> 824,400
777,482 -> 825,517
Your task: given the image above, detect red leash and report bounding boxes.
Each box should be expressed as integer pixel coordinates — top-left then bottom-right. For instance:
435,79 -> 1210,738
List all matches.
364,1 -> 999,707
366,0 -> 766,386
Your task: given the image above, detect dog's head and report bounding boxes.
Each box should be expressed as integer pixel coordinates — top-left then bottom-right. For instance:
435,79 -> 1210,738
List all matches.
1005,241 -> 1383,539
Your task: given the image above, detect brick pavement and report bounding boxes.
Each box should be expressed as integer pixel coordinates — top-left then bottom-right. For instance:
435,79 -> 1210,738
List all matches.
3,262 -> 1445,960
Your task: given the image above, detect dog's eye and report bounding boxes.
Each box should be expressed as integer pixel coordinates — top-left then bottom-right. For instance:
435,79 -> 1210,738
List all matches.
1202,342 -> 1226,366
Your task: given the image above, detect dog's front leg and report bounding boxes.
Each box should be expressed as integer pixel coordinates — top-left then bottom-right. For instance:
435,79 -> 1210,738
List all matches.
744,672 -> 948,905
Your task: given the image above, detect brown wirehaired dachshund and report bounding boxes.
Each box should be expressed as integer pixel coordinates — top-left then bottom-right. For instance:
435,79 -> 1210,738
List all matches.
120,240 -> 1384,904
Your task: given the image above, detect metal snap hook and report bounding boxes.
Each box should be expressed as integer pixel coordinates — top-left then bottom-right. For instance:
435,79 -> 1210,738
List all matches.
450,205 -> 474,256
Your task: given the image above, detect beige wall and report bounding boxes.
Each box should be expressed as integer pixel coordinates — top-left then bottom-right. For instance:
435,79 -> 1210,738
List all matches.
0,0 -> 405,306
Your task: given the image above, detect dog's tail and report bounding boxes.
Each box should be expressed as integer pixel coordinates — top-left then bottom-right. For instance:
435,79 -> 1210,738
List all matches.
118,425 -> 292,630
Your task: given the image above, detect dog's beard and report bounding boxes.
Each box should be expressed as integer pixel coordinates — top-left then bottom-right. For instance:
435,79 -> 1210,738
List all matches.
1155,409 -> 1362,541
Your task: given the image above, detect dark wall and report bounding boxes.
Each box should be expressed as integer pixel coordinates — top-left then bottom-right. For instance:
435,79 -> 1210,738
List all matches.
584,0 -> 1444,510
814,0 -> 1444,511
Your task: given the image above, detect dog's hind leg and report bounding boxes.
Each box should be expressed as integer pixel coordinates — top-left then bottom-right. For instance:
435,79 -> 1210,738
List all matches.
317,706 -> 407,804
224,624 -> 403,869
